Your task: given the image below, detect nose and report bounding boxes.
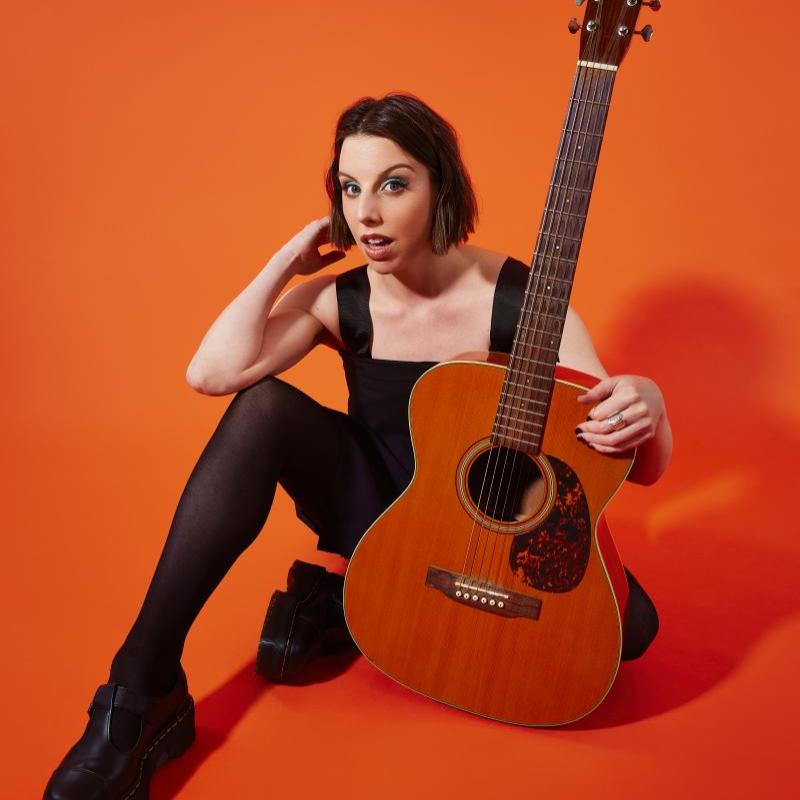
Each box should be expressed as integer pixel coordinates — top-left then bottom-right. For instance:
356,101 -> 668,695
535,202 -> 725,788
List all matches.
356,193 -> 382,226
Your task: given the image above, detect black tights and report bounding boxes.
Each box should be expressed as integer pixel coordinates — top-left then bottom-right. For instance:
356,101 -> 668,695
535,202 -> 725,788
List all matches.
108,374 -> 347,697
108,373 -> 658,699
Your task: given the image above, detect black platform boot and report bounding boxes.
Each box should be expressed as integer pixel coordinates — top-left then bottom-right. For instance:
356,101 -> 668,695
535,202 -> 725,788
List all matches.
43,666 -> 195,799
256,559 -> 357,682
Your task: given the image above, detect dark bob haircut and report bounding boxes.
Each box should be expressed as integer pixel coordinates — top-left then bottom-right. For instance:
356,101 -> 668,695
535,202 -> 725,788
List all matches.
324,92 -> 479,256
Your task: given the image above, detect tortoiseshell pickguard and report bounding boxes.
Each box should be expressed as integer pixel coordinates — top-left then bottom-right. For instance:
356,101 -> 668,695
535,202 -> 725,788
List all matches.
509,456 -> 590,593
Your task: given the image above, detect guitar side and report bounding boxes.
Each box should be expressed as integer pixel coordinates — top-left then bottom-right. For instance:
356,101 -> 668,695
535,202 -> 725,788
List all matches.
343,353 -> 634,727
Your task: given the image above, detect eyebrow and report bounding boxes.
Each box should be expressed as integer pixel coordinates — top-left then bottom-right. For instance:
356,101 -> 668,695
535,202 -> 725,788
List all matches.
337,162 -> 415,181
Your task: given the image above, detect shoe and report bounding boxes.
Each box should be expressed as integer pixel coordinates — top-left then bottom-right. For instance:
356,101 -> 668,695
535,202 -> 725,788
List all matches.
43,666 -> 195,799
256,559 -> 356,682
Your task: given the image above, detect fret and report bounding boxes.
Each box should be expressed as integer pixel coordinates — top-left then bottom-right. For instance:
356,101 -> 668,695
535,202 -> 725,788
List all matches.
527,269 -> 575,285
534,253 -> 578,272
492,431 -> 538,450
500,389 -> 548,407
517,308 -> 565,322
548,182 -> 591,194
536,253 -> 578,268
555,156 -> 597,168
568,97 -> 610,108
503,379 -> 551,394
498,405 -> 545,420
543,208 -> 586,219
563,127 -> 603,138
537,231 -> 582,243
510,337 -> 559,354
495,418 -> 543,432
512,356 -> 555,369
522,290 -> 569,304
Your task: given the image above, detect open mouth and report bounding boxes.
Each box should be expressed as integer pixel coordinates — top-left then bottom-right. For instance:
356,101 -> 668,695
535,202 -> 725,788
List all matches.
361,235 -> 395,257
361,235 -> 393,245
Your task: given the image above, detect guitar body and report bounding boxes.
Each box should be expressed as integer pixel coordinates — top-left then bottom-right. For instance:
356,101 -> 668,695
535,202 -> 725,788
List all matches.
343,353 -> 634,726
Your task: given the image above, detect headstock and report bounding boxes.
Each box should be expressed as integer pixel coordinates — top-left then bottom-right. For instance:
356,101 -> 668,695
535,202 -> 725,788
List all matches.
567,0 -> 661,67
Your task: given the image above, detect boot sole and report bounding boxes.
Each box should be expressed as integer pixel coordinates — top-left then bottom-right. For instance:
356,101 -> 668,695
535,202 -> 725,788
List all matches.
120,696 -> 195,800
257,562 -> 329,681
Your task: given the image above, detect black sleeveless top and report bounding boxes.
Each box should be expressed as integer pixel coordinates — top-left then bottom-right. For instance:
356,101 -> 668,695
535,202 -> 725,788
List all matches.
295,255 -> 541,557
334,255 -> 532,483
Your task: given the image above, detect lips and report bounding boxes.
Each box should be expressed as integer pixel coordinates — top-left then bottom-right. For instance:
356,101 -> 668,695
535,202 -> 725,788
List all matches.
361,236 -> 395,260
360,234 -> 393,244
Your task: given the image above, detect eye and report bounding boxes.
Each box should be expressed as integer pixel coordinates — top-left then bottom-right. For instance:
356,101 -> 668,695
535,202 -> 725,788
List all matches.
340,177 -> 407,197
384,178 -> 407,192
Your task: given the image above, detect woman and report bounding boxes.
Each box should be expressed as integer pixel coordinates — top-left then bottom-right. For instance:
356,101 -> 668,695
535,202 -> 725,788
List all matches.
44,92 -> 671,799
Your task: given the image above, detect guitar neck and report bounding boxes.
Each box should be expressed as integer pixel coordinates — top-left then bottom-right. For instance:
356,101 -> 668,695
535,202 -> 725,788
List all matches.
492,61 -> 618,454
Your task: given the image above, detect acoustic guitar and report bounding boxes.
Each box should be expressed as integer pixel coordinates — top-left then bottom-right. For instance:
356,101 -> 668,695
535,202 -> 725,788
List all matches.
343,0 -> 659,726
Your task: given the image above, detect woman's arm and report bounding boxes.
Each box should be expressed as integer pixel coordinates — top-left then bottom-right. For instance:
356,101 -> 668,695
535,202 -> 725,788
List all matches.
186,249 -> 297,392
186,217 -> 345,395
622,410 -> 673,486
559,307 -> 673,486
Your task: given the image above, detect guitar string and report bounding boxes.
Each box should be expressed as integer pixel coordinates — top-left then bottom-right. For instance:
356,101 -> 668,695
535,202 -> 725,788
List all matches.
485,57 -> 607,603
502,4 -> 619,680
474,58 -> 600,597
458,29 -> 600,593
480,40 -> 606,602
482,5 -> 613,680
473,8 -> 610,608
458,19 -> 605,599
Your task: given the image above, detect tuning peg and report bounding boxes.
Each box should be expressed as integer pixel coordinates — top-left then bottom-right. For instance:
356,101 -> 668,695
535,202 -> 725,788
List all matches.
568,17 -> 581,34
642,0 -> 662,10
634,23 -> 654,41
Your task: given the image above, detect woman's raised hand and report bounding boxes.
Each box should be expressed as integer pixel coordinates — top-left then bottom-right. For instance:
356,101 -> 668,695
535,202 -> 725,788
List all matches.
281,216 -> 347,276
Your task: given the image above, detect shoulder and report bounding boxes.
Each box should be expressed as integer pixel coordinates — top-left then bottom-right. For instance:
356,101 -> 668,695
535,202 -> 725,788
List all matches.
464,245 -> 523,277
272,271 -> 344,349
274,261 -> 377,351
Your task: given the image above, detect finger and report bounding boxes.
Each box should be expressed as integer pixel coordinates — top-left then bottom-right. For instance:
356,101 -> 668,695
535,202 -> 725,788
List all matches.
576,402 -> 646,435
584,429 -> 653,455
586,386 -> 640,422
320,250 -> 347,267
312,217 -> 332,244
578,418 -> 652,449
576,376 -> 619,404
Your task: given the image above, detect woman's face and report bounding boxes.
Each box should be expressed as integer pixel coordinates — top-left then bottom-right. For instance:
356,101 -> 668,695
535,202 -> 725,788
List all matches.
337,134 -> 437,271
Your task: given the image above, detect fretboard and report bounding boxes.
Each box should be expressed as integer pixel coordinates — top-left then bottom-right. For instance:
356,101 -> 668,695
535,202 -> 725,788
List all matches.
492,62 -> 617,453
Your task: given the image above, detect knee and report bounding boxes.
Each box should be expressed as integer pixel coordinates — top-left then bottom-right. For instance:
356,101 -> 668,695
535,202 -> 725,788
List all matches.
621,602 -> 659,661
226,374 -> 304,433
620,568 -> 660,661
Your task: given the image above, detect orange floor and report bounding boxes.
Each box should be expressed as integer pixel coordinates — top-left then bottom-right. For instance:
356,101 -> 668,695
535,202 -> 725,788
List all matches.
3,2 -> 798,798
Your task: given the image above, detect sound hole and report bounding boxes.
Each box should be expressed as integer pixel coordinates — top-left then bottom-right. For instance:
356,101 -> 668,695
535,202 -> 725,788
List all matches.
466,446 -> 547,523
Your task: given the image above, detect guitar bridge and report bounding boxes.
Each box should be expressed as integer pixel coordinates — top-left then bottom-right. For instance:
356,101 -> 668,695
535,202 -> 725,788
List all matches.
425,565 -> 542,620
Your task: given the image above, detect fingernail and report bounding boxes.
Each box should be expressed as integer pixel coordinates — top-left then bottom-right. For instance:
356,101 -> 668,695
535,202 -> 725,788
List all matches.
586,415 -> 593,421
574,427 -> 582,435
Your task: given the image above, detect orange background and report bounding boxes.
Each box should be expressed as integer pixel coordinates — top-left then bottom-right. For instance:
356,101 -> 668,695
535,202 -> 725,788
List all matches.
3,1 -> 798,797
